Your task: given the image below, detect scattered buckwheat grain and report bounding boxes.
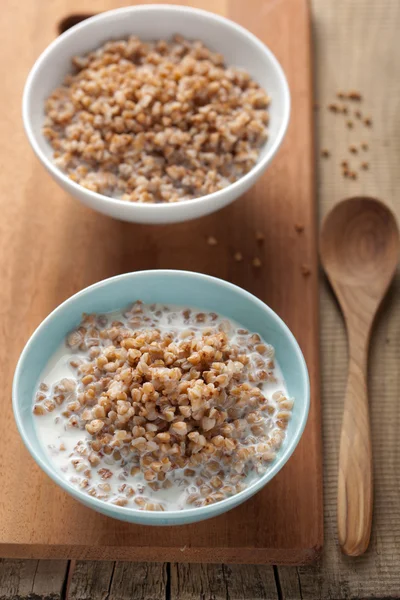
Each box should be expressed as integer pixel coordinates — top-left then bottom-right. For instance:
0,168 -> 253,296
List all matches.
328,103 -> 339,113
255,231 -> 265,243
348,90 -> 362,101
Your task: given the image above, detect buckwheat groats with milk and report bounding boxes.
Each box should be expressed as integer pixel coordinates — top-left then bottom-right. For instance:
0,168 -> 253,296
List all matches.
33,302 -> 293,511
43,35 -> 270,203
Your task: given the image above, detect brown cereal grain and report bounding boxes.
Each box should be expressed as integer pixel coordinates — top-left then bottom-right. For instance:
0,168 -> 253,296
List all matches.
255,231 -> 265,243
43,35 -> 270,204
348,90 -> 362,101
35,302 -> 292,509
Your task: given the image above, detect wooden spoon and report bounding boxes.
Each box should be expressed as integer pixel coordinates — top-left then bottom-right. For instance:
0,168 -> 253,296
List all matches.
320,197 -> 399,556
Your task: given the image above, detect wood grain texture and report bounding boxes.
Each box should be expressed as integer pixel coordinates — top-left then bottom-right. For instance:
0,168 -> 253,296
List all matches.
320,197 -> 399,557
0,0 -> 321,565
337,338 -> 372,558
67,561 -> 166,600
279,0 -> 400,596
2,0 -> 399,598
170,563 -> 279,600
0,561 -> 38,600
107,563 -> 167,600
67,561 -> 115,599
0,559 -> 68,600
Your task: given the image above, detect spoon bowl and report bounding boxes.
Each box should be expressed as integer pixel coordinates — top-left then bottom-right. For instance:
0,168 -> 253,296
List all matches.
321,197 -> 399,291
320,196 -> 399,557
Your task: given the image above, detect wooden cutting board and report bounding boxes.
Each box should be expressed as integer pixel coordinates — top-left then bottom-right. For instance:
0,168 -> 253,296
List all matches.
0,0 -> 322,565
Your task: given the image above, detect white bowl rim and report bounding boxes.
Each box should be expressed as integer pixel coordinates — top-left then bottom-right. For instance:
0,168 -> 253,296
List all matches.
13,269 -> 309,524
22,4 -> 291,215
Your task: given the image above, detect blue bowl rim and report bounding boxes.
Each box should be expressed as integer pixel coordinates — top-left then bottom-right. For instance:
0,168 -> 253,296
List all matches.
12,269 -> 310,524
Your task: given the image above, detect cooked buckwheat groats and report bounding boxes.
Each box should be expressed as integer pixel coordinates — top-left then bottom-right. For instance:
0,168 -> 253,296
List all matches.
43,35 -> 270,203
33,302 -> 292,511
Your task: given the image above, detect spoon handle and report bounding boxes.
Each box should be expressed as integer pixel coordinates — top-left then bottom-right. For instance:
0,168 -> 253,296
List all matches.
337,340 -> 373,556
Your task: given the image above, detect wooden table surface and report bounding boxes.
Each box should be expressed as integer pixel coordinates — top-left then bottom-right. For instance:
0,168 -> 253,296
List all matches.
1,0 -> 399,598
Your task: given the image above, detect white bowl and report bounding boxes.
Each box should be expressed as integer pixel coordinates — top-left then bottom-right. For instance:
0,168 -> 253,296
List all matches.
22,5 -> 290,224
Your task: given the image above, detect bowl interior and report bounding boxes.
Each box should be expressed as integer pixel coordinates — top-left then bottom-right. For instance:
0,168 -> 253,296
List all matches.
14,270 -> 309,521
25,6 -> 289,168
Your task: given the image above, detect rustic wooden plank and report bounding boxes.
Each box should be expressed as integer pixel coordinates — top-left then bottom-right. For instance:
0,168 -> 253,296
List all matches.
222,565 -> 279,600
67,561 -> 167,600
0,560 -> 38,599
171,564 -> 228,600
32,561 -> 69,599
171,563 -> 279,600
0,559 -> 68,600
67,561 -> 115,600
0,0 -> 320,565
108,563 -> 167,600
2,0 -> 399,598
278,0 -> 400,597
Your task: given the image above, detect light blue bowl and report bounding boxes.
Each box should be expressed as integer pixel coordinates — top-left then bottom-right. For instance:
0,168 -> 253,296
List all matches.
12,270 -> 309,526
